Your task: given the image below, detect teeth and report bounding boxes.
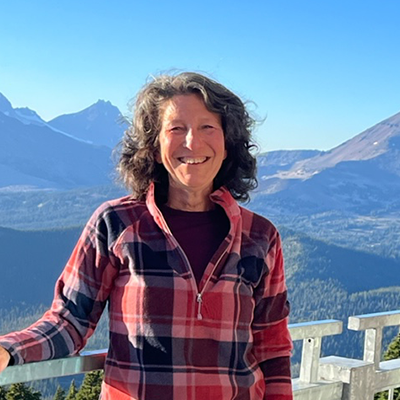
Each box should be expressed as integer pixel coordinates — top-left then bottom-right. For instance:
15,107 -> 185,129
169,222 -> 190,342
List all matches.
179,157 -> 207,164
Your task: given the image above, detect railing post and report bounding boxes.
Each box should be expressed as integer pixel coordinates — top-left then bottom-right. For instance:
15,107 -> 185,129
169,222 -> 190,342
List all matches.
299,336 -> 321,383
327,310 -> 400,399
342,361 -> 376,400
363,327 -> 383,369
290,319 -> 344,399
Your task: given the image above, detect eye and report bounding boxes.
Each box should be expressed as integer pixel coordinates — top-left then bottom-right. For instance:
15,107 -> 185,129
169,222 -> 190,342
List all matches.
170,126 -> 184,133
201,124 -> 214,130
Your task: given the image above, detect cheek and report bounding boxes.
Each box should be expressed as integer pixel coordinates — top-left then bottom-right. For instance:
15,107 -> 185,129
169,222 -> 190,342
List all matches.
217,137 -> 227,160
157,134 -> 172,161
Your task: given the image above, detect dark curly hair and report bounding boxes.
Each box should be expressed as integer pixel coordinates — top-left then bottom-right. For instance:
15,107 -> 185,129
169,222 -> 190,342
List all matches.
117,72 -> 258,202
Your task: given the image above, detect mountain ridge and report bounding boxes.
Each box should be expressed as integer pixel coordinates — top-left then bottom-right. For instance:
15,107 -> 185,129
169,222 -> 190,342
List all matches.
48,99 -> 127,148
1,90 -> 400,258
270,110 -> 400,181
0,111 -> 114,189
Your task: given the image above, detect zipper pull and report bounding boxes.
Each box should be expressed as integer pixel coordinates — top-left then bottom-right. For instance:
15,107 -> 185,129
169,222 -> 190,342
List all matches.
196,293 -> 203,320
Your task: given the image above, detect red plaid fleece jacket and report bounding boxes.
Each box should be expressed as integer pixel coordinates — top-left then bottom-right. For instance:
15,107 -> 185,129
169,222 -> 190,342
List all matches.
0,184 -> 293,399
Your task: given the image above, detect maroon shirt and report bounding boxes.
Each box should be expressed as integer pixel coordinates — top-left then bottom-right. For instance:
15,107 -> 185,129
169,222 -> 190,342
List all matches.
160,203 -> 291,390
159,204 -> 230,287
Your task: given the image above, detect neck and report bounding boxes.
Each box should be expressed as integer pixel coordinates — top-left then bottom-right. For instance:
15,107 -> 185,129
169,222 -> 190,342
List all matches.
167,185 -> 215,212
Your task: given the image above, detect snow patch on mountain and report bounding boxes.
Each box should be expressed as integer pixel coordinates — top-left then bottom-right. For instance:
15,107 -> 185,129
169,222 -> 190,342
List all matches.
14,107 -> 47,125
268,111 -> 400,181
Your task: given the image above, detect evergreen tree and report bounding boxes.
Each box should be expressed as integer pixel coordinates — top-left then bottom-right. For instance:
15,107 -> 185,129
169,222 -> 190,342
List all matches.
65,380 -> 78,400
375,333 -> 400,400
384,333 -> 400,361
75,371 -> 104,400
5,383 -> 41,400
0,386 -> 8,400
53,385 -> 66,400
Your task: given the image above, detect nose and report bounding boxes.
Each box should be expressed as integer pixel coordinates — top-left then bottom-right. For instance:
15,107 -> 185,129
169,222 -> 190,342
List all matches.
184,128 -> 202,150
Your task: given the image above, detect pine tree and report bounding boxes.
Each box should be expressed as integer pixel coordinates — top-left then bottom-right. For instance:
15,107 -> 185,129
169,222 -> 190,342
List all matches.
65,380 -> 78,400
384,333 -> 400,361
375,333 -> 400,400
75,371 -> 104,400
0,386 -> 8,400
53,385 -> 66,400
5,383 -> 41,400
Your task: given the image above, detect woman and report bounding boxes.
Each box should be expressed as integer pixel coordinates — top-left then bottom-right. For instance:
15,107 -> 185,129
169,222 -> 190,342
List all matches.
0,72 -> 293,399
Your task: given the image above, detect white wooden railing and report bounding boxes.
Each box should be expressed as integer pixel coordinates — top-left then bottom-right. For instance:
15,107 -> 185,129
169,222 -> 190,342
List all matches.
1,310 -> 400,399
319,310 -> 400,400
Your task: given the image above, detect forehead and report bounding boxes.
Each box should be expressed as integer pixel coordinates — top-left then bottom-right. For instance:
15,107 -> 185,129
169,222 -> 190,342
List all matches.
160,94 -> 219,122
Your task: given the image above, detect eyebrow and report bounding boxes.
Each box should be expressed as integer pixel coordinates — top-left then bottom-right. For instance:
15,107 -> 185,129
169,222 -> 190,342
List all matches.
165,116 -> 220,124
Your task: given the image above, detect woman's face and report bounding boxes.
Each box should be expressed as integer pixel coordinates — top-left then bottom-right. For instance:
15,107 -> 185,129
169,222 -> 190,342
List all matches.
156,94 -> 227,197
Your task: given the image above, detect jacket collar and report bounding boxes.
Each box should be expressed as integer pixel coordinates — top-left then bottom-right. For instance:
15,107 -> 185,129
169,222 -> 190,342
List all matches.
145,182 -> 241,231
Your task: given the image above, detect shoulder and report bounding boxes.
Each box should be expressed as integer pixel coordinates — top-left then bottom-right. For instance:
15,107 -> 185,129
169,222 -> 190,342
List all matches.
213,187 -> 281,247
239,208 -> 285,279
84,196 -> 150,244
239,206 -> 280,242
91,195 -> 147,220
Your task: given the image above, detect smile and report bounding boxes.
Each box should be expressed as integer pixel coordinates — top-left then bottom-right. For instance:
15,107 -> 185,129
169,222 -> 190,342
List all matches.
178,157 -> 209,165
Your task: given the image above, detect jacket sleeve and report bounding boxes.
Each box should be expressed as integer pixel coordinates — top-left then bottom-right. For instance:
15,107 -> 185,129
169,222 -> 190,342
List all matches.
252,230 -> 293,399
0,204 -> 120,365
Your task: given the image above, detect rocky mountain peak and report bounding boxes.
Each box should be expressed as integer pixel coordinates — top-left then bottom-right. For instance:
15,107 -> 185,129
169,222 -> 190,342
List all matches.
85,99 -> 119,115
0,93 -> 14,115
278,110 -> 400,180
47,100 -> 126,148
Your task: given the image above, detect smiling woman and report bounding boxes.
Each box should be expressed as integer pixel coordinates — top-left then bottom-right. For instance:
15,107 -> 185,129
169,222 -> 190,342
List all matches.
156,94 -> 227,211
118,72 -> 258,204
0,72 -> 293,400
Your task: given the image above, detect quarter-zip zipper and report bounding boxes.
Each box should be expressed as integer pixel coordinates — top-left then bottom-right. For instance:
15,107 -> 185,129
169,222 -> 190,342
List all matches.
196,293 -> 203,320
156,209 -> 229,320
195,247 -> 228,320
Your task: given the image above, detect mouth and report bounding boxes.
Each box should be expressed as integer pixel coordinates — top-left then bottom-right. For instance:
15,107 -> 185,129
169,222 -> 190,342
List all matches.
178,157 -> 209,165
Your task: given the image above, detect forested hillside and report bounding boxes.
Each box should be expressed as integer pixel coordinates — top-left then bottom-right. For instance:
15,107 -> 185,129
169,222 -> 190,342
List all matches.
282,227 -> 400,361
0,226 -> 81,307
1,224 -> 399,362
0,185 -> 126,230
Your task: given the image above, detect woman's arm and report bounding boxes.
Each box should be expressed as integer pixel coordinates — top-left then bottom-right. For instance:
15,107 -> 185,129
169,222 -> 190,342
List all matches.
252,231 -> 293,399
0,204 -> 120,366
0,346 -> 11,373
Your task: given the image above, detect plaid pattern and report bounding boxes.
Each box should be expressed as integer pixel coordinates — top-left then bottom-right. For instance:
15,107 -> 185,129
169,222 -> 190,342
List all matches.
0,183 -> 292,399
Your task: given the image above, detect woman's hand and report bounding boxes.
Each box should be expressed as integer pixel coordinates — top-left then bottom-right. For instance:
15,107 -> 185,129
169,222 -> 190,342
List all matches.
0,345 -> 11,373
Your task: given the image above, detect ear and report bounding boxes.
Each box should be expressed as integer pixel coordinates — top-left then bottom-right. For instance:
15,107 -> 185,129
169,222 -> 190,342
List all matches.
223,149 -> 227,160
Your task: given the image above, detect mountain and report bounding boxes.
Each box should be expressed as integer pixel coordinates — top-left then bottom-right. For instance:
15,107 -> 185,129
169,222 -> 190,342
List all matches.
0,93 -> 122,190
259,111 -> 400,186
257,149 -> 323,176
281,226 -> 400,360
1,223 -> 399,319
14,107 -> 47,126
1,90 -> 399,258
255,111 -> 400,216
0,93 -> 47,126
250,111 -> 400,258
0,93 -> 15,116
0,112 -> 114,189
0,185 -> 127,230
0,226 -> 82,307
48,100 -> 127,148
280,226 -> 400,293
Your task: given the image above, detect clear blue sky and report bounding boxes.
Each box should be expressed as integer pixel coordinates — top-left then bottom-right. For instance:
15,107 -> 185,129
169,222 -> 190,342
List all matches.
1,0 -> 399,151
